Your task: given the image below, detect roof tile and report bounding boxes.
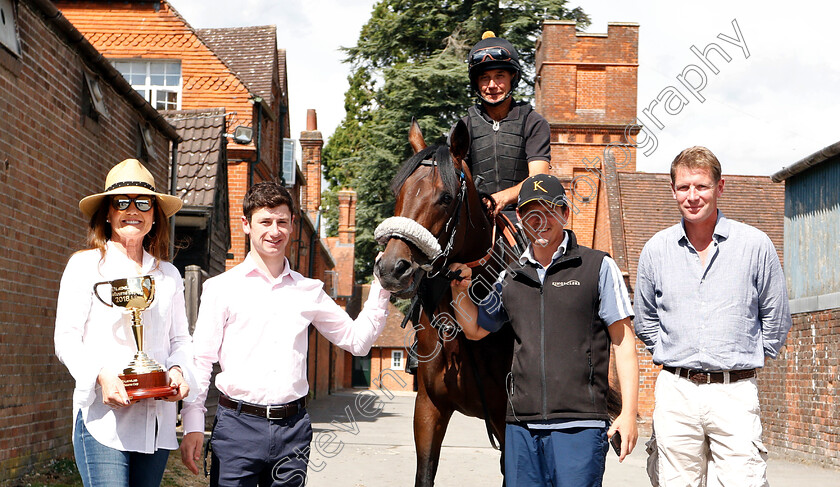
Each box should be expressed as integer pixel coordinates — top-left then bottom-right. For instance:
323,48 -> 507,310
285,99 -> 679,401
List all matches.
162,108 -> 226,208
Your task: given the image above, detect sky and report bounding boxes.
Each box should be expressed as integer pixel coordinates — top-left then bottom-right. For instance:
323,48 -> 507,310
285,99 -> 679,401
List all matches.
170,0 -> 840,177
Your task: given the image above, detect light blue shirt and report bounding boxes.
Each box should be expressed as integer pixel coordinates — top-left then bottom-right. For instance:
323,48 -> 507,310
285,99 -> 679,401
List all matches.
478,232 -> 633,333
633,212 -> 792,371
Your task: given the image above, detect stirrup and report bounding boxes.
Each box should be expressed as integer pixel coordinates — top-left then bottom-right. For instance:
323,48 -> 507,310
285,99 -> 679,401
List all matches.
406,340 -> 419,375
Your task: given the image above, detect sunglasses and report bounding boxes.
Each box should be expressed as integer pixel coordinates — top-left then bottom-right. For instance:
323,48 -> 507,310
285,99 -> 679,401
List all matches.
111,196 -> 154,212
469,47 -> 512,66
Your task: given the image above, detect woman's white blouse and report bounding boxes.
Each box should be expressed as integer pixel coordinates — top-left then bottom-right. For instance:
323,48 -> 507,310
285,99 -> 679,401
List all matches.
54,241 -> 194,453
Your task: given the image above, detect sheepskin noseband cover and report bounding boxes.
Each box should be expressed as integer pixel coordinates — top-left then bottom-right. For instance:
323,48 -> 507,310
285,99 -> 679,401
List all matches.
374,216 -> 442,260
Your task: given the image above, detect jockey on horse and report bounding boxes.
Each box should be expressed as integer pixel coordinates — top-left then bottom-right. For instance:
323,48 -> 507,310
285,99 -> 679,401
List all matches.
406,30 -> 551,375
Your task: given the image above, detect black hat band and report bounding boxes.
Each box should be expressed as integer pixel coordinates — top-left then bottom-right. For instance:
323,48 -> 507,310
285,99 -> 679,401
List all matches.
106,180 -> 156,192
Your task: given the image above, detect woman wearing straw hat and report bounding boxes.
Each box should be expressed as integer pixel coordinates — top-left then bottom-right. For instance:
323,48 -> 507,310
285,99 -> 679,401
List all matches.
55,159 -> 193,487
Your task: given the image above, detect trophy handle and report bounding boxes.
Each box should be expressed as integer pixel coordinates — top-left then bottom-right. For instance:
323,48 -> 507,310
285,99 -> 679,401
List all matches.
143,275 -> 156,307
92,281 -> 114,308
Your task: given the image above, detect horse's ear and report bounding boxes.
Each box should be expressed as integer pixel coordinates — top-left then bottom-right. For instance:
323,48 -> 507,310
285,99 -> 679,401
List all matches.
449,119 -> 470,163
408,118 -> 427,154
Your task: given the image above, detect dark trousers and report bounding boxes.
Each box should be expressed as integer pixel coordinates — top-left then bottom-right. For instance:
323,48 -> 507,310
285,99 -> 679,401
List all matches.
210,403 -> 312,487
504,423 -> 608,487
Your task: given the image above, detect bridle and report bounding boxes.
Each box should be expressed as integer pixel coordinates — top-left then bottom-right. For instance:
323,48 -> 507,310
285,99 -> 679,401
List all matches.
374,158 -> 470,279
421,159 -> 468,277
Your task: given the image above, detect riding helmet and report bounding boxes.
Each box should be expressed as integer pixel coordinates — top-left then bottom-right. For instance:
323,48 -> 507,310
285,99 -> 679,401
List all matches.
468,31 -> 522,104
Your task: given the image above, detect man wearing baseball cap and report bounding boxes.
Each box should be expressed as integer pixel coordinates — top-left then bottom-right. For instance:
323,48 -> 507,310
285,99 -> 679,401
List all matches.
449,174 -> 640,486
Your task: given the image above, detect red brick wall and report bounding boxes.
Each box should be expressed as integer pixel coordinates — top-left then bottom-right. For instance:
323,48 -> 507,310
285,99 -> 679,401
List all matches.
300,132 -> 323,217
0,2 -> 173,482
759,308 -> 840,467
56,1 -> 284,269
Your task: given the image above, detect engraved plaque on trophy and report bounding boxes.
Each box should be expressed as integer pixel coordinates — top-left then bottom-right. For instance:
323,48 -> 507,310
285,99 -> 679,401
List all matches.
93,275 -> 176,400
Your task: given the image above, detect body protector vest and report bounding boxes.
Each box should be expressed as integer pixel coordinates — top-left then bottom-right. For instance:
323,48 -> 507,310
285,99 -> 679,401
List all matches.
467,101 -> 532,200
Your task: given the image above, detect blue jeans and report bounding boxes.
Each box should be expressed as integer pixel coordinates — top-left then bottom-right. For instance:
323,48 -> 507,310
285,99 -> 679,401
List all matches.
504,423 -> 609,487
73,411 -> 170,487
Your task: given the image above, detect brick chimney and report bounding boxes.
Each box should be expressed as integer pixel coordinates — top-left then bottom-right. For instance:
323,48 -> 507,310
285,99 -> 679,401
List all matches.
300,109 -> 323,218
337,188 -> 357,244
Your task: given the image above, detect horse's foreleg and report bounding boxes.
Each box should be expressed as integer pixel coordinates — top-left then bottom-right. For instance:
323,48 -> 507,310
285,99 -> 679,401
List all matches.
413,389 -> 453,487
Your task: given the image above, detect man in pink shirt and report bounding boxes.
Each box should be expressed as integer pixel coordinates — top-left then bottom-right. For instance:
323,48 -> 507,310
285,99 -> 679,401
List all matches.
179,182 -> 391,486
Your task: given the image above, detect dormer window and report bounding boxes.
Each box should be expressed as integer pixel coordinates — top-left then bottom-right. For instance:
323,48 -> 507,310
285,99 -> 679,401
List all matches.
113,60 -> 181,110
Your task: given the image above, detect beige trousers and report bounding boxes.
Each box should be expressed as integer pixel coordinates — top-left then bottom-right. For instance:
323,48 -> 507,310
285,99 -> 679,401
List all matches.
648,369 -> 769,487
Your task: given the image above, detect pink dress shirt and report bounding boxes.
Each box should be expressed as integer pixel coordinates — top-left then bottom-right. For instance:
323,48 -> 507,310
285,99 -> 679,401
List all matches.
181,255 -> 390,434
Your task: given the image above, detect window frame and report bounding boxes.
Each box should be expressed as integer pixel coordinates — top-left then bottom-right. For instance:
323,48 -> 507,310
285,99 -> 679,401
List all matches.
391,350 -> 403,370
0,0 -> 22,57
112,59 -> 182,111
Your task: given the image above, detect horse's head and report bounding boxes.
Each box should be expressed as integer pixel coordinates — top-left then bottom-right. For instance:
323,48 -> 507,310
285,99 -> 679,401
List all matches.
374,119 -> 490,298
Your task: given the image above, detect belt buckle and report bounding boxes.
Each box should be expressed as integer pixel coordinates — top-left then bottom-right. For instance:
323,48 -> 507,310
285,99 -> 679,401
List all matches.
706,372 -> 711,384
267,403 -> 290,420
687,370 -> 705,385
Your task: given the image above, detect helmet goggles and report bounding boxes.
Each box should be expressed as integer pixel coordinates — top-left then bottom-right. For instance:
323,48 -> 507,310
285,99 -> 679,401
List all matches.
469,46 -> 513,68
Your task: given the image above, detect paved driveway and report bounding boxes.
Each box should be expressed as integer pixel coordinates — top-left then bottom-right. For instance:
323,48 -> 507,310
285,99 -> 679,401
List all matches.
306,390 -> 839,486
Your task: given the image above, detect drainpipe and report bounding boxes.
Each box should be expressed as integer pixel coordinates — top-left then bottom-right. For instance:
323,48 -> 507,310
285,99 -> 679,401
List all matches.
169,140 -> 179,260
308,209 -> 321,397
249,97 -> 263,187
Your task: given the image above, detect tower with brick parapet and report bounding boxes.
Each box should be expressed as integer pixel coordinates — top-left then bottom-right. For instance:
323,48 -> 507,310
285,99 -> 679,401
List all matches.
535,21 -> 639,252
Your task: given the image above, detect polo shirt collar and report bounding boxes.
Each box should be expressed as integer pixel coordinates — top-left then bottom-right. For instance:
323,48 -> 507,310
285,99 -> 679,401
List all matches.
519,231 -> 570,268
477,98 -> 519,122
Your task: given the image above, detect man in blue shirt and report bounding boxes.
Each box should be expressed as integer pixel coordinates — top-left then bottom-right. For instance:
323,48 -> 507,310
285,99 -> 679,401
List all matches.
634,146 -> 792,486
450,174 -> 639,487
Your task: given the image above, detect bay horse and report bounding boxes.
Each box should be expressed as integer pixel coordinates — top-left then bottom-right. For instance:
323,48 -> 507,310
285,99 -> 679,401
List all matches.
374,119 -> 518,486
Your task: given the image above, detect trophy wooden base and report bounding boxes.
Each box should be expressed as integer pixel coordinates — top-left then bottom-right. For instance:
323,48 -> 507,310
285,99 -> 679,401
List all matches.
119,370 -> 177,401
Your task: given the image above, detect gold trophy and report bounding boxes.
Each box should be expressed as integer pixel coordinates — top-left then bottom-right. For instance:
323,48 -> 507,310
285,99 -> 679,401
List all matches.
93,275 -> 176,400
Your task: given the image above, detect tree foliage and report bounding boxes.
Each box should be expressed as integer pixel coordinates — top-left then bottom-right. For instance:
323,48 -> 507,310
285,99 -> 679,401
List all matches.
322,0 -> 589,280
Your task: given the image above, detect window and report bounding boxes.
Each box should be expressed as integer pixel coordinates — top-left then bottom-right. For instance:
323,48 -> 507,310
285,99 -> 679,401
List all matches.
0,0 -> 21,57
282,138 -> 297,187
83,70 -> 108,119
391,350 -> 403,370
113,60 -> 181,110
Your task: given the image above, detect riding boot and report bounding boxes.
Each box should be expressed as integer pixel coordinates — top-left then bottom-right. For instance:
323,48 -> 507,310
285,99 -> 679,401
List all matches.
406,338 -> 419,375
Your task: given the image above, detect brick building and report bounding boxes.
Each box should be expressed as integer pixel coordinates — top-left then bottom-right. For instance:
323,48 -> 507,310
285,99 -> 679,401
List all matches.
0,0 -> 179,482
57,0 -> 355,406
768,144 -> 840,467
367,294 -> 414,393
55,0 -> 289,269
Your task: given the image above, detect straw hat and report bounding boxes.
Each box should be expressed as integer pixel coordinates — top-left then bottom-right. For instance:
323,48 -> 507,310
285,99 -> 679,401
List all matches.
79,159 -> 183,218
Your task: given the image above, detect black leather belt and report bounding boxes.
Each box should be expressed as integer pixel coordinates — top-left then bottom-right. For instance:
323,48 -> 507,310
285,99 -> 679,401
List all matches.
219,394 -> 306,420
664,366 -> 756,384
